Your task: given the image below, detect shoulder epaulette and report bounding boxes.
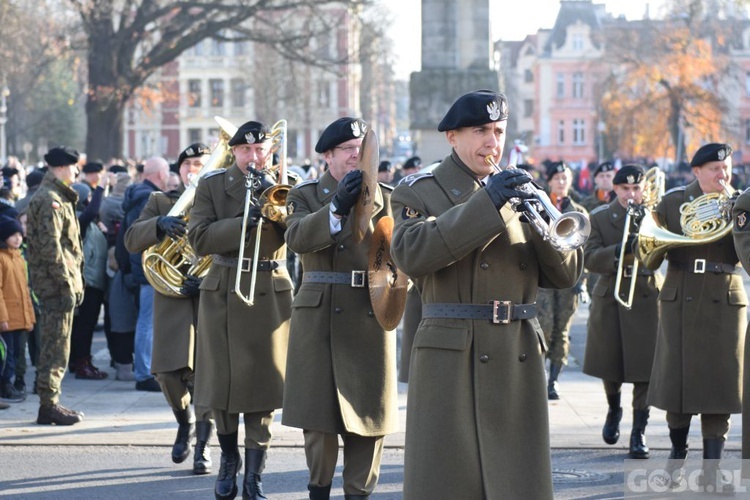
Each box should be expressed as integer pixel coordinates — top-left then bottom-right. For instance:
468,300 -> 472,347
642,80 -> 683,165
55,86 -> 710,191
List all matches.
378,182 -> 394,191
287,171 -> 301,185
202,168 -> 226,179
590,204 -> 609,216
400,172 -> 434,187
295,179 -> 319,188
664,186 -> 686,196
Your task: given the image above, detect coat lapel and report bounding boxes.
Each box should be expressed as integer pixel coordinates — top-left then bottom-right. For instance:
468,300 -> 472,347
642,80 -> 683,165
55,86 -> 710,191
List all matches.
225,164 -> 249,204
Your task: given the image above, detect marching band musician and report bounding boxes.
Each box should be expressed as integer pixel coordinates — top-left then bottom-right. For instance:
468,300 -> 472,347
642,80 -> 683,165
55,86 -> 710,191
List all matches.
646,143 -> 744,493
282,117 -> 398,500
124,143 -> 214,475
582,164 -> 660,459
390,90 -> 583,499
188,121 -> 295,500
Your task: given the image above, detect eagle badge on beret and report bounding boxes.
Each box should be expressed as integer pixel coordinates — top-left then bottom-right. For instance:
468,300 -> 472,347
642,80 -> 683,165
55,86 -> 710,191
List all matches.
185,147 -> 195,156
718,148 -> 726,161
487,101 -> 501,121
403,207 -> 421,219
245,132 -> 257,144
627,175 -> 635,184
737,211 -> 748,230
351,120 -> 366,138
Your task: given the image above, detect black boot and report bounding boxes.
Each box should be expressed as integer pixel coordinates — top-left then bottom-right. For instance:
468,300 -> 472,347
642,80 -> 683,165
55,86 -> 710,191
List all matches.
215,432 -> 242,500
344,496 -> 369,499
602,392 -> 623,445
242,448 -> 267,500
662,426 -> 689,489
172,407 -> 195,464
629,408 -> 650,459
547,362 -> 563,400
193,420 -> 213,475
308,484 -> 332,500
699,438 -> 735,495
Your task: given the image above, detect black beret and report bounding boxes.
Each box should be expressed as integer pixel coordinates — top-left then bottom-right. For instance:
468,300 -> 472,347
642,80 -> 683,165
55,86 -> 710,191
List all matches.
82,162 -> 103,174
402,156 -> 422,170
593,161 -> 615,177
108,165 -> 128,174
613,164 -> 646,185
25,169 -> 44,188
169,162 -> 179,174
378,161 -> 392,173
177,142 -> 210,168
44,146 -> 80,167
0,215 -> 22,242
315,117 -> 368,153
438,90 -> 509,132
229,121 -> 271,147
690,143 -> 732,167
1,166 -> 19,178
546,161 -> 569,181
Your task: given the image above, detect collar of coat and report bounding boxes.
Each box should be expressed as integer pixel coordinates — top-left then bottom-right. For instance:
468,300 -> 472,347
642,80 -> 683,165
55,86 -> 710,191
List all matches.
42,170 -> 78,204
606,197 -> 628,227
430,152 -> 484,205
684,179 -> 705,202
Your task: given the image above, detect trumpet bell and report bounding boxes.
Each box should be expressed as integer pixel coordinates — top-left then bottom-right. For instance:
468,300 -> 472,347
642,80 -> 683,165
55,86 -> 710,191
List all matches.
258,184 -> 292,223
548,212 -> 591,252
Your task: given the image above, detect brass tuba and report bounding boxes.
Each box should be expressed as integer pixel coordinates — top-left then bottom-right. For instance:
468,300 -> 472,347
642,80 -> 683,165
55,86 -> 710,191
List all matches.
142,116 -> 238,298
634,180 -> 735,270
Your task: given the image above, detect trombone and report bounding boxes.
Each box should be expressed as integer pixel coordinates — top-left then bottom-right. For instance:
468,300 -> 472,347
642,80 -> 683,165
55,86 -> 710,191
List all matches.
234,120 -> 291,306
484,156 -> 590,251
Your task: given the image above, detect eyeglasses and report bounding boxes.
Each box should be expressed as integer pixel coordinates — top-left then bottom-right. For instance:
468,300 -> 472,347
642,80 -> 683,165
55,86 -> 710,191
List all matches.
334,145 -> 361,155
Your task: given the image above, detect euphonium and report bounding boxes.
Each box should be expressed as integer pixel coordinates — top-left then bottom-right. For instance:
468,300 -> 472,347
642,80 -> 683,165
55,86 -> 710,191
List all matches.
142,116 -> 238,298
634,179 -> 735,270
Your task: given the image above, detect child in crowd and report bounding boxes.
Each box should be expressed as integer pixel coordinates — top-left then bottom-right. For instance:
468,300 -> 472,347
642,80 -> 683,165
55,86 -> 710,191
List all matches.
0,214 -> 36,402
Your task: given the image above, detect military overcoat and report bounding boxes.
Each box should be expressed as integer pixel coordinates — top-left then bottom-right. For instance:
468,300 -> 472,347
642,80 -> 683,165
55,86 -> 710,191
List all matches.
282,171 -> 399,437
647,180 -> 745,414
187,164 -> 293,413
124,187 -> 199,374
390,153 -> 583,500
582,199 -> 662,382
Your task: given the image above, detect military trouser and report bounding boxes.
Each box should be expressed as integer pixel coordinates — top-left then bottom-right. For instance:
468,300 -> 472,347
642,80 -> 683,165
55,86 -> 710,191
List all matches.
156,368 -> 212,422
15,301 -> 42,380
603,380 -> 650,410
36,297 -> 76,406
537,287 -> 578,365
213,409 -> 274,449
666,412 -> 730,440
304,430 -> 385,496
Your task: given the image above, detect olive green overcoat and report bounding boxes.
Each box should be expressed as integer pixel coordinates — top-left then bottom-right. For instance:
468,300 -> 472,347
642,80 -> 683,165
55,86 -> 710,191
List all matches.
124,187 -> 199,374
282,171 -> 399,437
390,153 -> 583,500
647,181 -> 745,414
582,199 -> 662,382
187,164 -> 293,413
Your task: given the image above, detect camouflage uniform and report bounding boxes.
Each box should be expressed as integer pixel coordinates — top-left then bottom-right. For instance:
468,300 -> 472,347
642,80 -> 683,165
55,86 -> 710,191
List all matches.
26,171 -> 84,406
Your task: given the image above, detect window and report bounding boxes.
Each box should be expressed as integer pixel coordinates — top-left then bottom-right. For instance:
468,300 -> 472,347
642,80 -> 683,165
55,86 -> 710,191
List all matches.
318,81 -> 330,108
558,120 -> 565,144
524,99 -> 533,118
573,119 -> 585,145
572,72 -> 584,99
234,41 -> 247,56
211,38 -> 225,57
188,80 -> 201,108
556,73 -> 565,98
572,34 -> 584,51
188,129 -> 202,144
524,69 -> 533,83
210,79 -> 224,108
231,79 -> 245,108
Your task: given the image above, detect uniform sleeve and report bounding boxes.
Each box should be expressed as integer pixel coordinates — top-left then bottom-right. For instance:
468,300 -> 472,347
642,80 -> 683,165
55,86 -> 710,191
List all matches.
390,183 -> 505,279
284,187 -> 337,254
29,197 -> 73,293
124,193 -> 165,253
640,198 -> 669,271
187,179 -> 245,256
732,190 -> 750,271
584,213 -> 618,274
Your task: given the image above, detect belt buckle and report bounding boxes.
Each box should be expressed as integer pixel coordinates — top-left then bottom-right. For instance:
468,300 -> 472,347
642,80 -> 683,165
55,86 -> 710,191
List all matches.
623,266 -> 633,278
351,270 -> 366,288
693,259 -> 706,274
490,300 -> 512,325
240,258 -> 252,273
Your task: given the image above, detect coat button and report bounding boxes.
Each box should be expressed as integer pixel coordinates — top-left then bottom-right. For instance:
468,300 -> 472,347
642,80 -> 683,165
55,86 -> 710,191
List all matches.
519,262 -> 528,270
335,307 -> 342,313
518,354 -> 527,362
713,298 -> 720,303
368,311 -> 374,317
685,297 -> 692,302
480,262 -> 489,270
338,244 -> 345,251
480,355 -> 489,363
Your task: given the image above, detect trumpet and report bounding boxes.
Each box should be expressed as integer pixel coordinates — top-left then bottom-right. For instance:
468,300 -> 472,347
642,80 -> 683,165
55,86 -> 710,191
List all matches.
484,157 -> 590,251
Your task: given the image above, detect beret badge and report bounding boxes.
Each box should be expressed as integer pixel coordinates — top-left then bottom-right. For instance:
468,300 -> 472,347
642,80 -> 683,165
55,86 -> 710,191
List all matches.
351,120 -> 366,138
718,148 -> 726,161
627,174 -> 635,184
245,132 -> 257,144
487,101 -> 501,121
185,147 -> 195,156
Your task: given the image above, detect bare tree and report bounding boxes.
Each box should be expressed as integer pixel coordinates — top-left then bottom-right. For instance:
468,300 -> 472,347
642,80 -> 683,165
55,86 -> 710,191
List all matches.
69,0 -> 369,159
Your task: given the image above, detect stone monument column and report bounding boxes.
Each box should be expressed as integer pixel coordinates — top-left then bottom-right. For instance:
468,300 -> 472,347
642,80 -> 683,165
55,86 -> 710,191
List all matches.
410,0 -> 500,160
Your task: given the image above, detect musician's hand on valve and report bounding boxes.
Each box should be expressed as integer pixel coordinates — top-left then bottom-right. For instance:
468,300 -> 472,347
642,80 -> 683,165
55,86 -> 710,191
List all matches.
156,216 -> 187,239
485,168 -> 535,209
248,166 -> 275,192
331,170 -> 362,216
180,274 -> 203,298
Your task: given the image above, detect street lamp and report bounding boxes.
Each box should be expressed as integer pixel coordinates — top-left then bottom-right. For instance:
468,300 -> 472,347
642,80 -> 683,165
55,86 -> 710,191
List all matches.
0,78 -> 8,166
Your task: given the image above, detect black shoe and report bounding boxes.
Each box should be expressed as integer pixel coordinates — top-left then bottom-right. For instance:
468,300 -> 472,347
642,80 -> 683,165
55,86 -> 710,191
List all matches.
242,448 -> 267,499
602,392 -> 622,445
547,363 -> 563,400
172,407 -> 195,464
308,484 -> 332,500
0,381 -> 25,402
194,420 -> 213,475
215,451 -> 242,500
37,404 -> 83,425
135,377 -> 161,392
13,378 -> 26,395
629,408 -> 650,459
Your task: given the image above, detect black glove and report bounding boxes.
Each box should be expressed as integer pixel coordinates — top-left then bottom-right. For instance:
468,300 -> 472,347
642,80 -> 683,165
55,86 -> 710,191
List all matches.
248,166 -> 275,193
485,168 -> 535,209
331,170 -> 363,216
156,216 -> 187,239
244,205 -> 263,230
615,234 -> 637,256
179,274 -> 202,297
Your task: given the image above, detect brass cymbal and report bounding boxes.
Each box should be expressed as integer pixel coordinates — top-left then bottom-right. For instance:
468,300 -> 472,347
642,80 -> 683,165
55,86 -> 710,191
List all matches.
352,129 -> 379,244
368,216 -> 408,331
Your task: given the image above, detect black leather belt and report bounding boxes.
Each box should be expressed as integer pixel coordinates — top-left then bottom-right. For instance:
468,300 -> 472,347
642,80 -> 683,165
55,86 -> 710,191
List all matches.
668,259 -> 740,275
621,266 -> 654,278
302,271 -> 368,288
422,302 -> 537,325
211,255 -> 285,272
